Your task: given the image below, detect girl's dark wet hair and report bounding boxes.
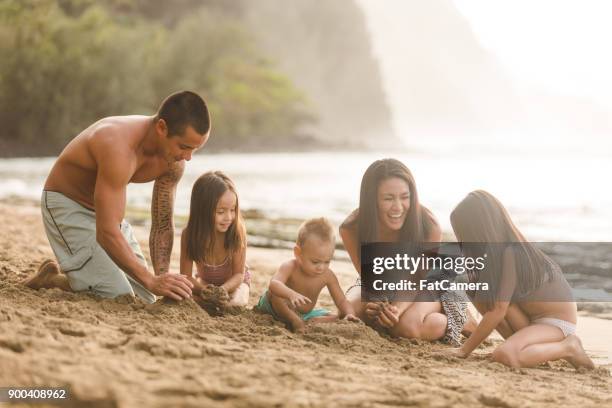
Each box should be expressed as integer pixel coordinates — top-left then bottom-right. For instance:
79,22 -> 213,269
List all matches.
451,190 -> 561,309
185,171 -> 245,263
343,158 -> 434,247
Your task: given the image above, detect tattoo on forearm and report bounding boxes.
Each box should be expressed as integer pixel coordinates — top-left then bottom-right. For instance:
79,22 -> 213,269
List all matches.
150,163 -> 184,275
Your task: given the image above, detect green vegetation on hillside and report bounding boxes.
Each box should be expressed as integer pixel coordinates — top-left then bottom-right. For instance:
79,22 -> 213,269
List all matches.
0,0 -> 313,156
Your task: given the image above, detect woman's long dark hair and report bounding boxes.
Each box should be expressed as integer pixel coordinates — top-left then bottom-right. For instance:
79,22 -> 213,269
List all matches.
343,158 -> 434,246
450,190 -> 560,309
185,171 -> 246,263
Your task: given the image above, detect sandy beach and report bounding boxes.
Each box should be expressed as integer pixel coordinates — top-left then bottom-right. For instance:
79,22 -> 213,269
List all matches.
1,200 -> 611,408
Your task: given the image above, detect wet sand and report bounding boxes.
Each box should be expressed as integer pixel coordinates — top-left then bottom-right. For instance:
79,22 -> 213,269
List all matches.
0,201 -> 610,407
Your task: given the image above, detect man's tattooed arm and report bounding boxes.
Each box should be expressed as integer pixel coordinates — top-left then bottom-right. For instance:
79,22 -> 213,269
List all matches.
150,161 -> 185,275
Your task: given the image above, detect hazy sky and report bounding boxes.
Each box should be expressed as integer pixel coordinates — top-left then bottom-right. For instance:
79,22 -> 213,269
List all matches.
453,0 -> 612,110
359,0 -> 612,110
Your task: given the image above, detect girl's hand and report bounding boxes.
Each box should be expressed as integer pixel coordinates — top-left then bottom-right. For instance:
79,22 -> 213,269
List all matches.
343,313 -> 361,322
202,284 -> 230,305
376,304 -> 399,329
288,292 -> 311,309
216,285 -> 230,305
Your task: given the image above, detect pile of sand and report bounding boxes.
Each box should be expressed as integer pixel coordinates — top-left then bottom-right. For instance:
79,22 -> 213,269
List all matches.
0,202 -> 610,407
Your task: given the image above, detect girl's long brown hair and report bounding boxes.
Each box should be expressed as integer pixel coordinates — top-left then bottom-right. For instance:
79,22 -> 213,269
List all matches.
343,158 -> 434,247
450,190 -> 560,309
185,171 -> 246,263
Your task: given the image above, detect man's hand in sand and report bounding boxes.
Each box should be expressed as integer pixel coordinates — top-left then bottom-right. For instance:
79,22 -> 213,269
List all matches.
288,291 -> 311,309
146,273 -> 194,300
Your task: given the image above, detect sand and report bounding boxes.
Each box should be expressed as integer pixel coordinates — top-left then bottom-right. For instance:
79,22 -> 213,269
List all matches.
0,201 -> 611,408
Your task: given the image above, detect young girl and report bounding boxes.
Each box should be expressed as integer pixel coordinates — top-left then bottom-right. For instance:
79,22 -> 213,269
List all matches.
180,171 -> 250,307
443,190 -> 594,369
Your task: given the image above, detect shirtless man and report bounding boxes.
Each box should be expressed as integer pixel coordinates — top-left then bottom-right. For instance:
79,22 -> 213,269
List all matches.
24,91 -> 210,302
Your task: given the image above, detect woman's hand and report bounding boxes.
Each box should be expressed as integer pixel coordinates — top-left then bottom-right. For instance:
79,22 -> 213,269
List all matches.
375,304 -> 400,329
364,302 -> 383,319
376,304 -> 399,328
364,302 -> 400,328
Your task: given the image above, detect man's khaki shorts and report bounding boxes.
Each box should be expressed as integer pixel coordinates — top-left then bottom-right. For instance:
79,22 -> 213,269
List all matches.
41,190 -> 156,303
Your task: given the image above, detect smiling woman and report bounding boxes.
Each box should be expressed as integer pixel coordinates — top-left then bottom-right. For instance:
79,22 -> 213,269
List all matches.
341,158 -> 438,252
340,158 -> 468,344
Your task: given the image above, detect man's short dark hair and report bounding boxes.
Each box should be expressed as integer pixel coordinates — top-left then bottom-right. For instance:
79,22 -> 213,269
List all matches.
156,91 -> 210,137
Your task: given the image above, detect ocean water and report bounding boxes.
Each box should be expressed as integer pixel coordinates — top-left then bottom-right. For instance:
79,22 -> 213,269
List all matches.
1,150 -> 611,241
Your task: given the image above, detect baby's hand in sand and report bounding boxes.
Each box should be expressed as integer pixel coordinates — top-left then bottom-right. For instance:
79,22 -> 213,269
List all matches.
343,313 -> 361,323
288,292 -> 311,309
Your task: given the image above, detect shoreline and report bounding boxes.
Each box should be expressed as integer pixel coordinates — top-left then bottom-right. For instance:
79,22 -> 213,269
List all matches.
4,196 -> 611,309
0,144 -> 417,160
